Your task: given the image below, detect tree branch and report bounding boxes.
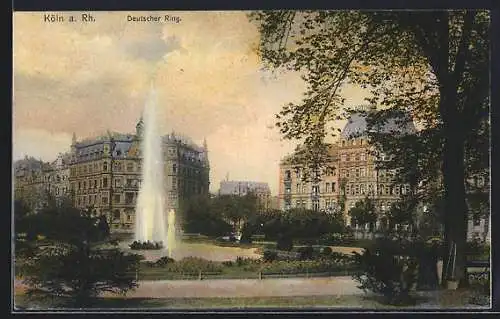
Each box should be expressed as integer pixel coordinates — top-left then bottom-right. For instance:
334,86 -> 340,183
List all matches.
452,11 -> 476,93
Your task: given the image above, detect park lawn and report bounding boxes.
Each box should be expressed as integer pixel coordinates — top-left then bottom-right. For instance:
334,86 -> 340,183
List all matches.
13,294 -> 392,309
14,292 -> 488,310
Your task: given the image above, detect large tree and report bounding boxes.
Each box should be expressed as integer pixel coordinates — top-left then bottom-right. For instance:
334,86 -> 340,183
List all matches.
15,201 -> 142,307
250,10 -> 489,286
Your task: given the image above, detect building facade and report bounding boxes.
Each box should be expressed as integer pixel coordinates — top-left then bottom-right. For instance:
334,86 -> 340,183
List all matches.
278,146 -> 339,212
14,154 -> 71,211
14,118 -> 210,232
278,107 -> 414,228
219,180 -> 272,212
277,107 -> 490,241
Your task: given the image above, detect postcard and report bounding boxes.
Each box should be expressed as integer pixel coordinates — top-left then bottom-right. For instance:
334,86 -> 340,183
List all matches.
12,10 -> 491,312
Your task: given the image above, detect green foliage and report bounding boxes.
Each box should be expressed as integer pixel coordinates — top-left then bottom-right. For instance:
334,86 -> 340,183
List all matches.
276,234 -> 293,251
352,242 -> 418,305
321,246 -> 333,256
387,195 -> 417,226
261,208 -> 343,242
348,197 -> 377,229
263,250 -> 278,262
16,201 -> 142,306
155,256 -> 175,267
261,258 -> 355,275
159,257 -> 223,274
297,245 -> 315,260
250,10 -> 490,285
181,195 -> 233,237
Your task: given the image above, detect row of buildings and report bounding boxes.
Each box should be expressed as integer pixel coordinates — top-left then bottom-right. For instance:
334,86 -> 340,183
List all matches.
218,180 -> 278,212
14,117 -> 210,232
277,106 -> 490,242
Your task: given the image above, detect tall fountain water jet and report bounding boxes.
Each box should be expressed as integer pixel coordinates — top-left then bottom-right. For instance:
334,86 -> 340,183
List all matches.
166,209 -> 176,257
135,85 -> 168,246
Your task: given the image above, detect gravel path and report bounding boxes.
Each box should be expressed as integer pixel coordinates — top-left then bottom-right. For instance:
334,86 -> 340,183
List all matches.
104,277 -> 363,299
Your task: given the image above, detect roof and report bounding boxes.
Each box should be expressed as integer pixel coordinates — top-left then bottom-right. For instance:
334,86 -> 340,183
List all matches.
219,181 -> 271,195
341,111 -> 416,139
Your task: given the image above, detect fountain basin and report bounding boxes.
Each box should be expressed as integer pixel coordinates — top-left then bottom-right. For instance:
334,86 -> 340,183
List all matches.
129,240 -> 164,250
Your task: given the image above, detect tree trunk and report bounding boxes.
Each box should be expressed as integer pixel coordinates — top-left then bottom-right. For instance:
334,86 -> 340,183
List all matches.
441,116 -> 469,287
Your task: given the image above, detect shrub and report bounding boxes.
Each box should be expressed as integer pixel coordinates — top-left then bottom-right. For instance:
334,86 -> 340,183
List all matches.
298,245 -> 314,260
351,241 -> 418,306
263,250 -> 278,262
260,258 -> 352,274
276,235 -> 293,251
321,246 -> 333,256
164,257 -> 223,273
155,256 -> 175,267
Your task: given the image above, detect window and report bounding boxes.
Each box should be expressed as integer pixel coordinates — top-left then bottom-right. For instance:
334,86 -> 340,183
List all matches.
346,184 -> 350,195
325,182 -> 330,193
115,178 -> 121,187
114,162 -> 122,171
297,183 -> 301,193
88,164 -> 92,173
346,170 -> 350,178
302,184 -> 307,193
114,194 -> 121,203
95,179 -> 98,188
83,181 -> 87,189
172,177 -> 177,190
127,163 -> 134,172
361,152 -> 366,161
361,167 -> 366,177
78,181 -> 81,190
103,161 -> 108,171
360,184 -> 366,194
125,192 -> 134,205
355,153 -> 360,161
113,210 -> 120,220
103,178 -> 108,188
295,168 -> 301,179
285,170 -> 291,180
346,154 -> 350,161
137,162 -> 142,172
312,185 -> 319,195
312,200 -> 320,211
355,184 -> 360,195
331,182 -> 336,192
126,179 -> 133,187
173,164 -> 177,173
355,168 -> 360,178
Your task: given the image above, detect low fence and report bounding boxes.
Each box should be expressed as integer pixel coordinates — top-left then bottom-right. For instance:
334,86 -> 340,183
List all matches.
136,269 -> 358,281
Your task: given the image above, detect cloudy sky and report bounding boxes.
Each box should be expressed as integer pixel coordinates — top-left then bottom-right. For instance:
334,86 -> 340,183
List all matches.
13,11 -> 369,195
